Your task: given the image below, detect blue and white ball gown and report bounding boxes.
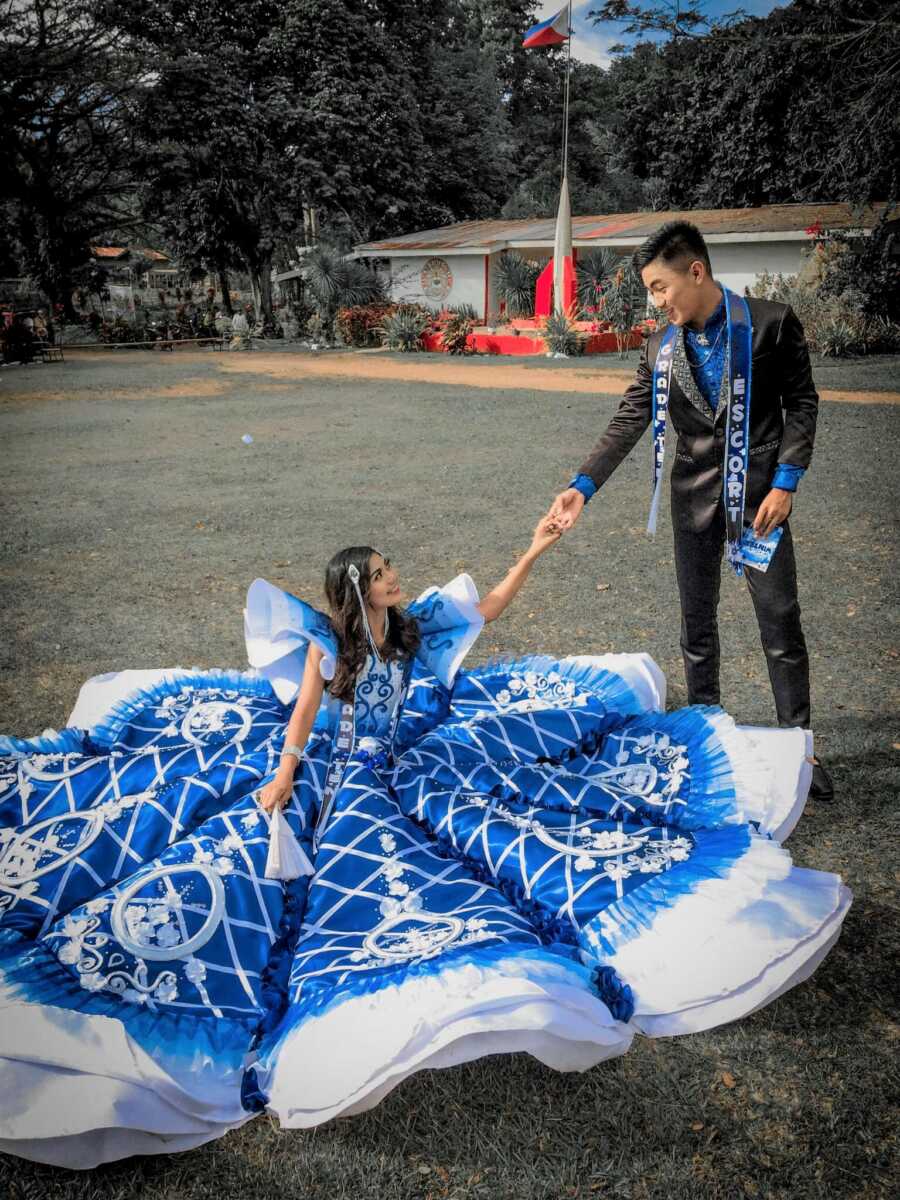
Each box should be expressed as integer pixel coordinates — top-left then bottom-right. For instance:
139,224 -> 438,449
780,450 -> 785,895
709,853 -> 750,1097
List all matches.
0,575 -> 851,1167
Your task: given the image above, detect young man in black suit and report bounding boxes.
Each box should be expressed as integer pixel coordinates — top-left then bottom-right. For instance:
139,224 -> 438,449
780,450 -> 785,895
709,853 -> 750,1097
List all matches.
551,221 -> 833,800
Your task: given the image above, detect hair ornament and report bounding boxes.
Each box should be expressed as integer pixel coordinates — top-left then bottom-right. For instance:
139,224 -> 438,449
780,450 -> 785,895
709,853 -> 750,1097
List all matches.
346,561 -> 384,661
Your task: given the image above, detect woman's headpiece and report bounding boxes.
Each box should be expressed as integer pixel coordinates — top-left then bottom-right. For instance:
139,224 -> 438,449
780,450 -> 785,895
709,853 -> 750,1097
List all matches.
347,563 -> 388,661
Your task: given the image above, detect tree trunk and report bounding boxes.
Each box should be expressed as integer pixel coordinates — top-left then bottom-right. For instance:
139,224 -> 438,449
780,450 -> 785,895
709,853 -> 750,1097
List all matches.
248,257 -> 275,335
217,268 -> 233,316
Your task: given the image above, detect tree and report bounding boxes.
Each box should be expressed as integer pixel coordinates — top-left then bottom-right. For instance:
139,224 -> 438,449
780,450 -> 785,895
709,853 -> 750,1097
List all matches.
595,0 -> 899,207
0,0 -> 140,317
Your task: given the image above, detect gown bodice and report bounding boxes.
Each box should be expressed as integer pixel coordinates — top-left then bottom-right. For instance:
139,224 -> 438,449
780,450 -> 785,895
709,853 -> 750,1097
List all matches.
353,654 -> 409,742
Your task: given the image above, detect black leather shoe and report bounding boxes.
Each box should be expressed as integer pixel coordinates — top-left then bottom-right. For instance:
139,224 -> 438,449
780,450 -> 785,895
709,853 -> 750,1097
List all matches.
809,760 -> 834,802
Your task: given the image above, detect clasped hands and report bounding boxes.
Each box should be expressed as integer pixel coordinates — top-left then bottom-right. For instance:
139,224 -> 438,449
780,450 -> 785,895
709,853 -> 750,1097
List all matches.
542,484 -> 792,540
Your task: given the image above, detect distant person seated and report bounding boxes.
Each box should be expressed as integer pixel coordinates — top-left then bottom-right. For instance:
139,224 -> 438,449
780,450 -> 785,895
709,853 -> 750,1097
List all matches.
230,309 -> 250,349
3,316 -> 36,364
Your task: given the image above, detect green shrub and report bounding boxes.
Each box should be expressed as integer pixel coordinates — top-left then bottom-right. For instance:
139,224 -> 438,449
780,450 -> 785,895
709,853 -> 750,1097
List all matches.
439,311 -> 475,354
379,305 -> 430,352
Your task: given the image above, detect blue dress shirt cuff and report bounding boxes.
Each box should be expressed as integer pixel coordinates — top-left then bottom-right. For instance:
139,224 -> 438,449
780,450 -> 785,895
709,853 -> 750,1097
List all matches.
569,474 -> 598,503
772,464 -> 805,492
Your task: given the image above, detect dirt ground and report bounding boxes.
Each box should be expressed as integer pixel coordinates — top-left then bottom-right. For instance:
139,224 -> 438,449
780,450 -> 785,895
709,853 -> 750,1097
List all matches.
0,347 -> 898,1199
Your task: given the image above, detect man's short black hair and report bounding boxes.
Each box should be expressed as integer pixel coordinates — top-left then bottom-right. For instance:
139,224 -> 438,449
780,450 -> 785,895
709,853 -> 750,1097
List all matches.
632,221 -> 712,275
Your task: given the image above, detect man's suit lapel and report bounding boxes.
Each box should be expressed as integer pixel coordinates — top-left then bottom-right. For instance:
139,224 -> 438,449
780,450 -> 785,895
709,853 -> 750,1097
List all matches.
667,327 -> 732,423
671,328 -> 713,421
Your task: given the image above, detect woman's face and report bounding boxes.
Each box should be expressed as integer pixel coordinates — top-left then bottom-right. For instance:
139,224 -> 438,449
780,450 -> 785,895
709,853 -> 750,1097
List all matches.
366,553 -> 401,609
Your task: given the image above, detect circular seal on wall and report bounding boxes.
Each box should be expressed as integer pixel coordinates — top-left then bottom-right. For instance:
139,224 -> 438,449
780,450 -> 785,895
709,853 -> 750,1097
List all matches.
421,257 -> 453,302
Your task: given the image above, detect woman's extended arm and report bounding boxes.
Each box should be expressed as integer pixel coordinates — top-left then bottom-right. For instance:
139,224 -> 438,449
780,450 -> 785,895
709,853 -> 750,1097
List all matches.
476,515 -> 561,624
257,643 -> 327,812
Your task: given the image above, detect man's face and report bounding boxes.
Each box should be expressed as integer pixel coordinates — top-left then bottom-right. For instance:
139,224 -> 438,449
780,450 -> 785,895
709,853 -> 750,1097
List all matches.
640,258 -> 707,327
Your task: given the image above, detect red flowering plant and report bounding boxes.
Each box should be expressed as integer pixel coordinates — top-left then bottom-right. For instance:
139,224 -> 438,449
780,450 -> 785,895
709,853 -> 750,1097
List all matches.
336,303 -> 396,348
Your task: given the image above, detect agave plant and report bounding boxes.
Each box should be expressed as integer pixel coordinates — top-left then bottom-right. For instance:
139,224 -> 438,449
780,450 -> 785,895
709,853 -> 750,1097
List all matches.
576,248 -> 622,317
494,252 -> 541,318
818,317 -> 859,358
380,305 -> 429,352
542,310 -> 583,356
301,246 -> 385,341
447,302 -> 478,321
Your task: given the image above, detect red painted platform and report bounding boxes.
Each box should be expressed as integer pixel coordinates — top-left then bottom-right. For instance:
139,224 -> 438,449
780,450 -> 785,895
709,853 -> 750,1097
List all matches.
423,319 -> 643,357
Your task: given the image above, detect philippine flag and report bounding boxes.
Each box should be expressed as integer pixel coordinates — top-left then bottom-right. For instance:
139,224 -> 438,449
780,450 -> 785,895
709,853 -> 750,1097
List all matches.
522,6 -> 570,49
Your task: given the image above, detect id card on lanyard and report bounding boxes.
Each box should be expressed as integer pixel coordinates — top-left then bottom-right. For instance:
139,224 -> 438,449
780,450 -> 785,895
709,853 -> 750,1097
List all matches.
648,290 -> 754,576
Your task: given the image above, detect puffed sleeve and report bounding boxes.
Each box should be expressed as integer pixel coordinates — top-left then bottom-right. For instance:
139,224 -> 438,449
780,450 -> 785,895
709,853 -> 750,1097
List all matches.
244,578 -> 339,704
406,573 -> 485,689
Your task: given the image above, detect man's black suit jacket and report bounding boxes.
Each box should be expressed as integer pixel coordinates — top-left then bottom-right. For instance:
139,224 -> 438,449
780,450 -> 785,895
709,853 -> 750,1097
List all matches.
576,297 -> 820,532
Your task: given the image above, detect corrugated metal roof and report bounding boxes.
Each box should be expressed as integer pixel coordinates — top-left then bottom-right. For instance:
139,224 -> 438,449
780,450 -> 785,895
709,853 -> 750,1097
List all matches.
356,202 -> 895,253
91,246 -> 172,262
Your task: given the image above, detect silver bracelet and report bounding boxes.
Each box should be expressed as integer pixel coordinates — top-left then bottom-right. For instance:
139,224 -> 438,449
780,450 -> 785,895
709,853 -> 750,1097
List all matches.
281,743 -> 305,760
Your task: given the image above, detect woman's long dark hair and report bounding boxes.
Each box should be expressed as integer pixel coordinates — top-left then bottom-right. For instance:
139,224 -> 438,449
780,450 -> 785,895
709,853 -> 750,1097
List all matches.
324,546 -> 420,702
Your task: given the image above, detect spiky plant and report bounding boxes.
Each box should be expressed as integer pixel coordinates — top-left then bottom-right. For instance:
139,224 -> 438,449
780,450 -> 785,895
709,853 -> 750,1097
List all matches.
494,252 -> 541,317
380,305 -> 429,352
542,310 -> 583,356
576,248 -> 623,317
447,302 -> 478,321
301,247 -> 385,340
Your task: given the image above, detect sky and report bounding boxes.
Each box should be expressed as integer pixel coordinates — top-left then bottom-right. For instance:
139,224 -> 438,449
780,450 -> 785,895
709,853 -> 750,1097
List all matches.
532,1 -> 791,71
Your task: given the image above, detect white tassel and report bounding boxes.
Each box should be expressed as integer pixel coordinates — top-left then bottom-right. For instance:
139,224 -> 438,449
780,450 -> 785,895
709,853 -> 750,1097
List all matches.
265,805 -> 315,880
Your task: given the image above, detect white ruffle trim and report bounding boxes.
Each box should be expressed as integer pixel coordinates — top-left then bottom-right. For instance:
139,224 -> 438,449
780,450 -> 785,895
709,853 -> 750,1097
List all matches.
259,952 -> 632,1129
67,668 -> 176,729
736,725 -> 814,843
562,653 -> 666,714
594,836 -> 851,1036
0,999 -> 249,1168
696,707 -> 776,830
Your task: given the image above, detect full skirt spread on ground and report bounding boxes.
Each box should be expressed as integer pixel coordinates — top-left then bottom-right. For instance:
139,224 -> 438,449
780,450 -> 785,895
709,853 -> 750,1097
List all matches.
0,576 -> 851,1169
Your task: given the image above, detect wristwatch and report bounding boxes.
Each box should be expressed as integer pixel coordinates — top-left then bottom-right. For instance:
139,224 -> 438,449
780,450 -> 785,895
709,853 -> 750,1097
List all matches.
281,743 -> 305,760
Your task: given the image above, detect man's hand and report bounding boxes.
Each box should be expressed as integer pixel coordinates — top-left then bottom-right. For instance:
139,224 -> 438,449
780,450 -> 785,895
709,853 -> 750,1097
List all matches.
753,488 -> 792,538
549,488 -> 586,531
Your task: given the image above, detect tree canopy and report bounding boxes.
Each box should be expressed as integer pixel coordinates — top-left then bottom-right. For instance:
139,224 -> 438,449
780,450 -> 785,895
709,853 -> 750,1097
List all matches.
1,0 -> 895,313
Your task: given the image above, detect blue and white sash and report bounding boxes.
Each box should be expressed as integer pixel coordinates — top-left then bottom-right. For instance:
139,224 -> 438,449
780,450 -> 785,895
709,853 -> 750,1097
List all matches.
648,289 -> 754,576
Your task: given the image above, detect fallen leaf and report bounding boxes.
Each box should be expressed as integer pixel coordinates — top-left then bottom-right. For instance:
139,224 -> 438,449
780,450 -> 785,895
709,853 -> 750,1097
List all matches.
722,1071 -> 737,1089
596,582 -> 610,591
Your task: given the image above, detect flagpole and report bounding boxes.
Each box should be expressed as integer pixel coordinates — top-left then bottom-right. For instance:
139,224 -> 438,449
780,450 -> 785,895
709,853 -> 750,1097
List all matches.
561,0 -> 573,183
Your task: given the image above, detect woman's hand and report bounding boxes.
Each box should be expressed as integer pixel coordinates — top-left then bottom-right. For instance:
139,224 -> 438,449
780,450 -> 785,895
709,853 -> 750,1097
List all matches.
257,772 -> 294,814
528,513 -> 563,557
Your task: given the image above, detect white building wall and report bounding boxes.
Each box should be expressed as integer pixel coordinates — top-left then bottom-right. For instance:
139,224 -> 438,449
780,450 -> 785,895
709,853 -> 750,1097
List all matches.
595,240 -> 810,297
704,242 -> 810,295
385,241 -> 812,320
388,254 -> 487,317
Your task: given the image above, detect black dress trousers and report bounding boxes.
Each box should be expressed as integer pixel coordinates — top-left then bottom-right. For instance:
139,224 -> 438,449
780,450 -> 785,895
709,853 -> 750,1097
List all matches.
673,510 -> 811,728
